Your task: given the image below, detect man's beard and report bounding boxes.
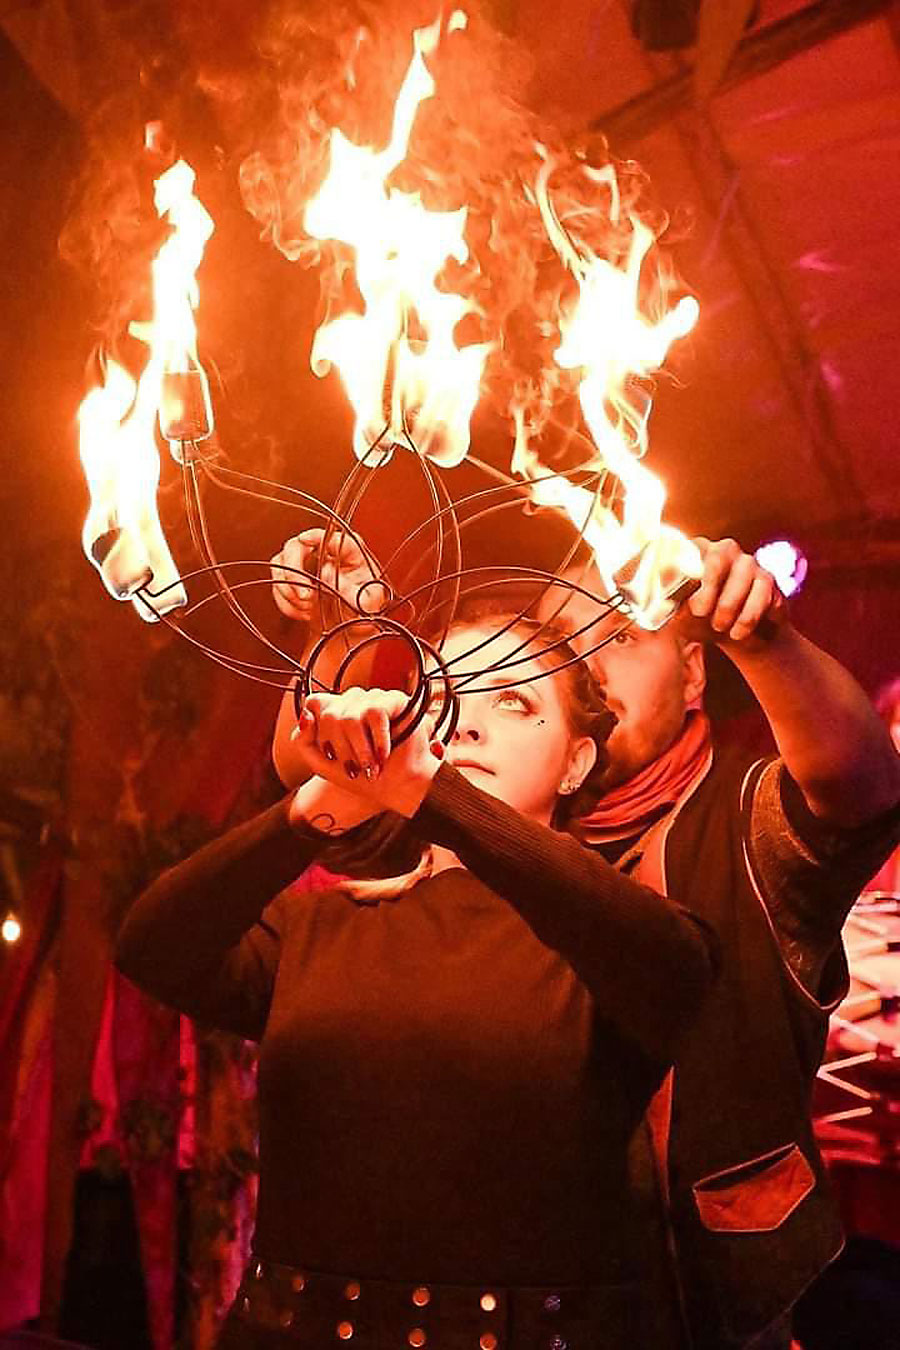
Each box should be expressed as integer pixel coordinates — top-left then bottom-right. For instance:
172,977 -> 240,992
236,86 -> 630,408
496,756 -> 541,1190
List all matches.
597,732 -> 639,792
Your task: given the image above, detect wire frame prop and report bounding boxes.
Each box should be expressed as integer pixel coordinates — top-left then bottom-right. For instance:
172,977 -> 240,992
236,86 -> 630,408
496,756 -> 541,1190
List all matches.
124,409 -> 691,742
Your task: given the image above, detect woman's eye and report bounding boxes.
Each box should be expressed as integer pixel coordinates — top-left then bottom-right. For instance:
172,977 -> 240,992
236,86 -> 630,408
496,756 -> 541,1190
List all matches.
495,690 -> 532,712
613,629 -> 636,646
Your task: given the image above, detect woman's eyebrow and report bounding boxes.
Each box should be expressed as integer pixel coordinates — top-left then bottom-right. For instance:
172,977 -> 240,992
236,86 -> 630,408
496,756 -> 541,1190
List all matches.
469,669 -> 545,699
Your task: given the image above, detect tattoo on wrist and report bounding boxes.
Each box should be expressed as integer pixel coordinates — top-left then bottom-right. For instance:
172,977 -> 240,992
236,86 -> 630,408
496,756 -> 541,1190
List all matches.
305,811 -> 339,836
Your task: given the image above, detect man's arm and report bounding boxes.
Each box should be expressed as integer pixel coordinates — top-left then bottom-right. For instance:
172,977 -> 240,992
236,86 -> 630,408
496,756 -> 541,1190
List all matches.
687,537 -> 900,826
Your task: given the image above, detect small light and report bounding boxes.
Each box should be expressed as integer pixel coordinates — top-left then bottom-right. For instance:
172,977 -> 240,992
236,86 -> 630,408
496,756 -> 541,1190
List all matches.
754,540 -> 808,598
2,912 -> 22,943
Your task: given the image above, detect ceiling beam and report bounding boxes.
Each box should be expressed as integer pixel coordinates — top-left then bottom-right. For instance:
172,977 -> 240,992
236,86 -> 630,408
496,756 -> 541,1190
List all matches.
581,0 -> 884,525
590,0 -> 894,143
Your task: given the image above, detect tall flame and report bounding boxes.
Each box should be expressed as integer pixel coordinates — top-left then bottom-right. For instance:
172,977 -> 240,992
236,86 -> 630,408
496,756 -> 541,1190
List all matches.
303,11 -> 490,467
77,157 -> 214,620
515,150 -> 702,629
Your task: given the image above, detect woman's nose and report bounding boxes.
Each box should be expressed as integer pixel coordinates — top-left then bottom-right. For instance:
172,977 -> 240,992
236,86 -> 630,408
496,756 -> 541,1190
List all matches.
452,722 -> 482,742
452,704 -> 485,742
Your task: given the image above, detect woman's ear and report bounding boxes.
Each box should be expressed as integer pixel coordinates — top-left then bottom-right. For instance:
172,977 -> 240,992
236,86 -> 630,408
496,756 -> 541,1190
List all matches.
564,734 -> 598,794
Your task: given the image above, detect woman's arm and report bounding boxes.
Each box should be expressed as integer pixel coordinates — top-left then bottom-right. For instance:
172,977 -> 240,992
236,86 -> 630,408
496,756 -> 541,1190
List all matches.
288,688 -> 719,1061
115,781 -> 378,1036
412,764 -> 719,1061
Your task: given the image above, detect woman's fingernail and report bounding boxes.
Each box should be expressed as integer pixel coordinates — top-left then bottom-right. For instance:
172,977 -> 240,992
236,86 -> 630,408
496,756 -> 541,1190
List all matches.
431,740 -> 445,759
323,742 -> 337,761
344,760 -> 360,780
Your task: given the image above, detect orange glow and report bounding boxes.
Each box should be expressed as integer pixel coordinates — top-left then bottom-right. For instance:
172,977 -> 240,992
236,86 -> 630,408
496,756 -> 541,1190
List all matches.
514,149 -> 702,629
77,157 -> 214,620
303,11 -> 490,468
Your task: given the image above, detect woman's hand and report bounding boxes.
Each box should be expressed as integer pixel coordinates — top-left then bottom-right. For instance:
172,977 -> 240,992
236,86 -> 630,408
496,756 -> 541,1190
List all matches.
271,528 -> 388,624
292,687 -> 443,819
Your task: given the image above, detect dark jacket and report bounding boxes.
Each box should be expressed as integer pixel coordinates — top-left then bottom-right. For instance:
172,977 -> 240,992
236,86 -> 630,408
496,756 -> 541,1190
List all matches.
629,750 -> 846,1348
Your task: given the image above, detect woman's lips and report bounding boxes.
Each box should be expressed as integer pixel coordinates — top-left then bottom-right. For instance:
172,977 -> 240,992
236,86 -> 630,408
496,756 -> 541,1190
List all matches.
449,759 -> 495,775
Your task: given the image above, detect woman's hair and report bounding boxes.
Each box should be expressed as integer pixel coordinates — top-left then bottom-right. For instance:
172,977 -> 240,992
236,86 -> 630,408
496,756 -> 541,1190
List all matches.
334,598 -> 614,902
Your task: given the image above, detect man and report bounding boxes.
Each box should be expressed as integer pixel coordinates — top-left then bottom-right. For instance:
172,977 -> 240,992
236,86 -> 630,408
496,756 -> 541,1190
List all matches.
536,539 -> 900,1349
269,529 -> 900,1349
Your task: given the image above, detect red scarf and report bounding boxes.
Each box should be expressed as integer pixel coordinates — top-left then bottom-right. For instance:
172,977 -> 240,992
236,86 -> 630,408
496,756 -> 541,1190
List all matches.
580,710 -> 712,845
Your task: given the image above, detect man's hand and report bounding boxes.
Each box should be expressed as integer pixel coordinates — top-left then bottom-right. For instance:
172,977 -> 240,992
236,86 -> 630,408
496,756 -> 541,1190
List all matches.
291,687 -> 443,819
682,539 -> 900,825
686,537 -> 788,646
271,528 -> 388,624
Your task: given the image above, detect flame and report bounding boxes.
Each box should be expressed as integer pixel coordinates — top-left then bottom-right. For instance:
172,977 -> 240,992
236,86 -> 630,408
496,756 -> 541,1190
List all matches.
303,11 -> 490,468
78,356 -> 186,617
514,150 -> 702,630
78,157 -> 215,620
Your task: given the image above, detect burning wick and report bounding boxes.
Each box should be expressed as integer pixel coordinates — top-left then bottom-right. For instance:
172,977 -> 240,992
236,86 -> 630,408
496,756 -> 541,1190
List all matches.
77,153 -> 215,619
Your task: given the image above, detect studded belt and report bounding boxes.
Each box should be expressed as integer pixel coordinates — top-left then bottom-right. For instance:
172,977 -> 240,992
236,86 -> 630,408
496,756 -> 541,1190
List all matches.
227,1257 -> 641,1350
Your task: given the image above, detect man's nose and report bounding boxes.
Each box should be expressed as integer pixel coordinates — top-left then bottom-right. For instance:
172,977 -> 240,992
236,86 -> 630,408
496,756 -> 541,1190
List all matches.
585,651 -> 606,690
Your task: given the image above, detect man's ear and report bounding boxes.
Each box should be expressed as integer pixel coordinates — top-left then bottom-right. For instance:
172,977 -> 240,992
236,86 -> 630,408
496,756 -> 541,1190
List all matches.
566,734 -> 598,791
682,640 -> 706,710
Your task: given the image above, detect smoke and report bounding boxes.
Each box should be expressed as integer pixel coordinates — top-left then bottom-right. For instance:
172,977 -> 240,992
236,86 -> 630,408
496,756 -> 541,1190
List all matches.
60,0 -> 687,465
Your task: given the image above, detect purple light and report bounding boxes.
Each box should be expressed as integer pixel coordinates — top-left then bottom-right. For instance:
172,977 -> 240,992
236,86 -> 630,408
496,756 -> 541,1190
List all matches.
755,540 -> 808,597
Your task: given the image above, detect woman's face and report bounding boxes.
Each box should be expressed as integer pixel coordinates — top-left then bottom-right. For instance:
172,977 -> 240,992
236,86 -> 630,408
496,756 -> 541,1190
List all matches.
432,623 -> 597,825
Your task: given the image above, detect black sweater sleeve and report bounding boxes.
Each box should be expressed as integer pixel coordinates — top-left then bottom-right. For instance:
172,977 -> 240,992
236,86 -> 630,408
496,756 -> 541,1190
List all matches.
116,771 -> 718,1058
414,764 -> 720,1060
116,797 -> 326,1040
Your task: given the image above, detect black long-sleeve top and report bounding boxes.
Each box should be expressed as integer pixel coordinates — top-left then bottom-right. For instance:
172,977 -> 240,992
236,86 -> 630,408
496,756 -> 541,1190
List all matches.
116,765 -> 717,1286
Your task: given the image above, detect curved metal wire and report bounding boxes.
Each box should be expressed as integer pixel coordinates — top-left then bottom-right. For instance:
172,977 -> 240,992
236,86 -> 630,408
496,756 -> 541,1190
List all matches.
131,423 -> 650,744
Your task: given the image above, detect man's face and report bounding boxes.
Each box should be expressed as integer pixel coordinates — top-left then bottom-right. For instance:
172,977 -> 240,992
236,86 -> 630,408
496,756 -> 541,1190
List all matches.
539,574 -> 705,790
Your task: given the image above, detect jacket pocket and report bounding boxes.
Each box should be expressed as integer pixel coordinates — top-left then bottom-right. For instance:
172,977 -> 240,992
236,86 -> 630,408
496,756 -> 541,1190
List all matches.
692,1142 -> 815,1233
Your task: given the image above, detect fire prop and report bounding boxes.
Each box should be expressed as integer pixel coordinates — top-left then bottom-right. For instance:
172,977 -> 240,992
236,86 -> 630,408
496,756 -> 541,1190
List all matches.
79,156 -> 214,617
75,11 -> 703,728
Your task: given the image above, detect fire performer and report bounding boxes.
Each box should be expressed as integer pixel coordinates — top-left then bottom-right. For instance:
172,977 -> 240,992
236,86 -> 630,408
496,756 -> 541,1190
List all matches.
117,610 -> 719,1350
268,529 -> 900,1350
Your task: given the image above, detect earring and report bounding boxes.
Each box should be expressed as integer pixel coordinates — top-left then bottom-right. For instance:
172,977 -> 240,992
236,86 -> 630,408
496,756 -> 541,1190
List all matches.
559,780 -> 578,795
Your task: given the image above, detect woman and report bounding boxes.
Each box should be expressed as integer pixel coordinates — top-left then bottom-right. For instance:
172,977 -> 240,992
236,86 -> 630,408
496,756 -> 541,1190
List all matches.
116,611 -> 718,1349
